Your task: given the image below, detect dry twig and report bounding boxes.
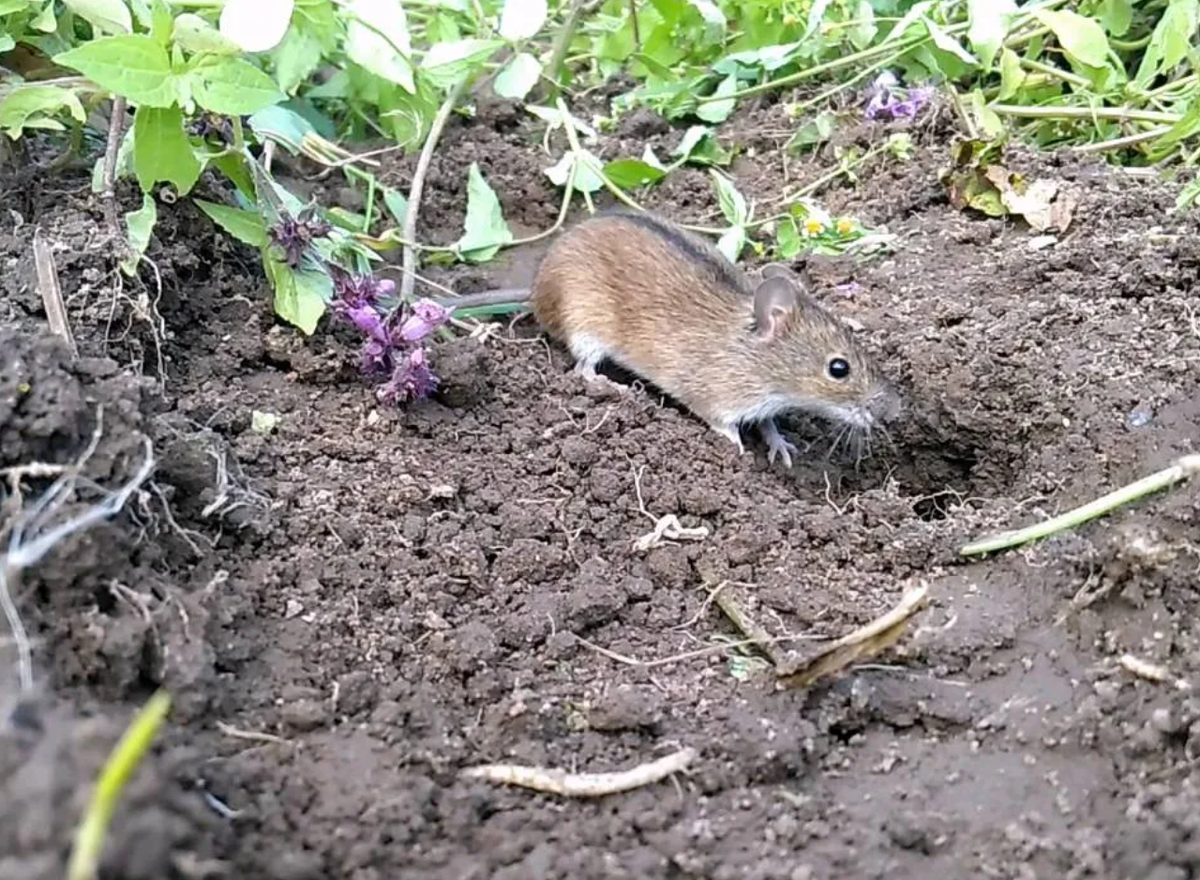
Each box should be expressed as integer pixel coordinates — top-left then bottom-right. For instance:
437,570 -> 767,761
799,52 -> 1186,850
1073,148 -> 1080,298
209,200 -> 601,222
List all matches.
33,228 -> 77,358
777,583 -> 930,689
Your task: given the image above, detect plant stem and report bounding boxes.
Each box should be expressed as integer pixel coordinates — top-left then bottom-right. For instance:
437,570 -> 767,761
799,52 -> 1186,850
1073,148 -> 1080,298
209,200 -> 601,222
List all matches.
960,454 -> 1200,556
542,0 -> 587,101
399,78 -> 468,303
1019,56 -> 1090,88
101,96 -> 127,246
67,690 -> 172,880
696,34 -> 928,104
989,103 -> 1180,124
1071,125 -> 1171,154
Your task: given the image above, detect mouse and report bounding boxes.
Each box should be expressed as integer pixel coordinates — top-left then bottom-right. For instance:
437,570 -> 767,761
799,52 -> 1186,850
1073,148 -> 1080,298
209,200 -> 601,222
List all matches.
429,210 -> 900,468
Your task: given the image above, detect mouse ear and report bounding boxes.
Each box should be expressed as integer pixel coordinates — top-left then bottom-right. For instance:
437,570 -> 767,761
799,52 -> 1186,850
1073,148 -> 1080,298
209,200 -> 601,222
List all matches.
760,262 -> 795,281
752,276 -> 799,340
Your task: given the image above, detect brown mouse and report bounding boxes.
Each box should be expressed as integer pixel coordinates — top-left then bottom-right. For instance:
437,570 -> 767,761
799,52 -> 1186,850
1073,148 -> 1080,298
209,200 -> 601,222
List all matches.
430,211 -> 900,467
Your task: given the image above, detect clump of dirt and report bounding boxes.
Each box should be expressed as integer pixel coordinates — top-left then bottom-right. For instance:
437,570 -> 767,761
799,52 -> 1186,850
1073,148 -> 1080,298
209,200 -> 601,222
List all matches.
3,90 -> 1200,880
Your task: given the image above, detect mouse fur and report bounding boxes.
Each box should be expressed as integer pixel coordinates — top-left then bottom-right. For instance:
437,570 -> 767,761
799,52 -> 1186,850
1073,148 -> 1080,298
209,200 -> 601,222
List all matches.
434,210 -> 899,466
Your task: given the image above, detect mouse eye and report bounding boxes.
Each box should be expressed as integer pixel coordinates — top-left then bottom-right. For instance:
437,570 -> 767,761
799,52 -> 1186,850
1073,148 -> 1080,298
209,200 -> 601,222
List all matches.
827,357 -> 851,380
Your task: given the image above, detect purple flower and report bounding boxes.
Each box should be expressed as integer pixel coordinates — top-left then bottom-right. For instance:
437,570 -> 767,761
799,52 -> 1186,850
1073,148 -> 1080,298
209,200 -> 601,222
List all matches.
269,207 -> 333,267
397,299 -> 451,342
330,270 -> 444,405
377,347 -> 440,404
864,71 -> 933,121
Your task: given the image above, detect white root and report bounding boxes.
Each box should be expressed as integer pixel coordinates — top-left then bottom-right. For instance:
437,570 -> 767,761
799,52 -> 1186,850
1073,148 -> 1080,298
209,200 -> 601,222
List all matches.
2,412 -> 156,693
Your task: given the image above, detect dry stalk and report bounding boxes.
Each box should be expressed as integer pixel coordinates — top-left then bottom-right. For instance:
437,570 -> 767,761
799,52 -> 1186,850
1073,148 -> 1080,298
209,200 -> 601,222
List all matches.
461,746 -> 696,797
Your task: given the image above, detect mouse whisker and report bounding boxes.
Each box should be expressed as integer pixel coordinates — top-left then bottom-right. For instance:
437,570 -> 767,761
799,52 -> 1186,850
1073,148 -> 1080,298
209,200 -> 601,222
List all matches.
826,423 -> 851,463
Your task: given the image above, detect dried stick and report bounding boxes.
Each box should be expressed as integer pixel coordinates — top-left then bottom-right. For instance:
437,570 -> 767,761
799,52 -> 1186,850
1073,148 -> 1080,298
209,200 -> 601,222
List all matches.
398,78 -> 469,303
777,584 -> 929,689
33,228 -> 77,358
713,586 -> 792,671
461,747 -> 696,797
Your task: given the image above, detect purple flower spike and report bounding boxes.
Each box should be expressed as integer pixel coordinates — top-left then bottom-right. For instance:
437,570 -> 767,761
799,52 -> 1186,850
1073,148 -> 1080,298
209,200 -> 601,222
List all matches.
269,210 -> 333,267
864,71 -> 932,121
377,347 -> 440,404
397,299 -> 451,343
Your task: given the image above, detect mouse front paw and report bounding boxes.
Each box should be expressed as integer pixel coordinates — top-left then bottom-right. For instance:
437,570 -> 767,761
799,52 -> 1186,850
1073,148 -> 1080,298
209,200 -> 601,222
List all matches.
760,419 -> 799,469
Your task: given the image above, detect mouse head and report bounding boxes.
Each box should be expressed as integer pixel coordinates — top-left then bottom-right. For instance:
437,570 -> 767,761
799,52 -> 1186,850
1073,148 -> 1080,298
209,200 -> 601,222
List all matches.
750,263 -> 900,432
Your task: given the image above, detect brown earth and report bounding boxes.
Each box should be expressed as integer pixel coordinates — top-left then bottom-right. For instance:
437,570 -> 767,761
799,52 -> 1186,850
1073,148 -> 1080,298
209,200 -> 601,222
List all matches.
3,90 -> 1200,880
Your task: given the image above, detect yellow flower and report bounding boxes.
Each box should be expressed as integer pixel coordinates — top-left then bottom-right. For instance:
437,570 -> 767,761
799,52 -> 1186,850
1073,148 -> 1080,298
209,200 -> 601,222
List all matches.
803,217 -> 824,235
835,218 -> 855,235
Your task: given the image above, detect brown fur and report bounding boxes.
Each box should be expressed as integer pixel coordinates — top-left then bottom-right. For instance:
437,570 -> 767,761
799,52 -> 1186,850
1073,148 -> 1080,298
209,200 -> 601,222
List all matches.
432,211 -> 899,453
528,212 -> 897,434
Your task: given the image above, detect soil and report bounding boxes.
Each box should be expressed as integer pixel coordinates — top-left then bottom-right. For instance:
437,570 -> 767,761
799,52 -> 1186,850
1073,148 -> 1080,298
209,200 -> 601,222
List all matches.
3,88 -> 1200,880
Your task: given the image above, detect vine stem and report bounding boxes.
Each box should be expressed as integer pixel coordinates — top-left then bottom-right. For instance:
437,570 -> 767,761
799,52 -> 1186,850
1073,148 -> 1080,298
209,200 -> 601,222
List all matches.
399,78 -> 468,303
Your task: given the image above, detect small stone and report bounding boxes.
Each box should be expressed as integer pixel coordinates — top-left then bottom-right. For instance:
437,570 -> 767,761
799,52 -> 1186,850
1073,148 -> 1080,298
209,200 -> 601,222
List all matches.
282,698 -> 328,732
588,684 -> 662,733
335,671 -> 378,716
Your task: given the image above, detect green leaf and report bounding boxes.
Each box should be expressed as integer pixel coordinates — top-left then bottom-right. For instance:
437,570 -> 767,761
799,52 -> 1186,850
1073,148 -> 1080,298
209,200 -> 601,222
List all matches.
422,38 -> 503,88
498,0 -> 546,41
149,0 -> 172,44
211,152 -> 255,199
0,35 -> 14,53
54,35 -> 176,107
345,0 -> 414,93
1099,0 -> 1132,37
172,13 -> 242,55
121,192 -> 156,275
31,1 -> 56,32
603,158 -> 666,188
218,0 -> 294,53
695,72 -> 736,124
710,169 -> 747,226
686,0 -> 724,35
923,17 -> 978,67
784,109 -> 836,154
997,47 -> 1026,101
133,105 -> 200,194
966,0 -> 1015,69
455,162 -> 512,262
63,0 -> 132,34
382,187 -> 408,226
0,84 -> 86,139
716,225 -> 745,263
544,150 -> 603,193
1033,9 -> 1111,69
188,57 -> 285,115
272,19 -> 323,93
673,125 -> 731,166
849,0 -> 877,50
0,0 -> 28,14
717,42 -> 803,74
803,0 -> 833,40
247,103 -> 316,152
882,0 -> 934,43
195,198 -> 268,246
264,254 -> 330,334
1135,0 -> 1198,87
493,51 -> 541,100
776,217 -> 801,259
